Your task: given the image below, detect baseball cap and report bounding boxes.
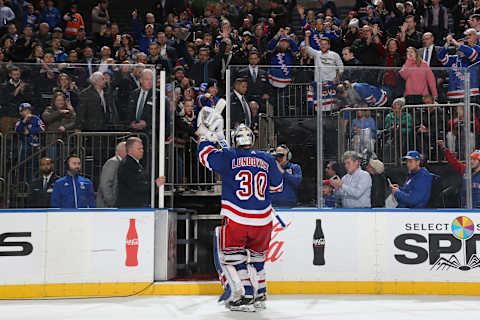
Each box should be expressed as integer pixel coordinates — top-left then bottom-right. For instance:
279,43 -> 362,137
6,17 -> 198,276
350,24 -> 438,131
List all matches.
402,150 -> 421,161
19,102 -> 32,112
279,36 -> 288,41
471,150 -> 480,160
405,1 -> 414,6
145,24 -> 154,29
53,27 -> 63,33
242,30 -> 253,37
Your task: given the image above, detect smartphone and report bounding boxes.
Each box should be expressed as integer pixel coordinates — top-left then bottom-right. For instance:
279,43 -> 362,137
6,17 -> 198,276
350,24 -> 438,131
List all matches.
387,178 -> 393,187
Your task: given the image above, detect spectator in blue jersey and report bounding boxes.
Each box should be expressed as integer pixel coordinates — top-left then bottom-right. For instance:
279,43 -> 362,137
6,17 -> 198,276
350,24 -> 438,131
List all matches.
15,102 -> 46,181
51,154 -> 96,208
271,144 -> 303,208
391,150 -> 434,208
22,4 -> 38,31
40,0 -> 61,29
266,28 -> 298,91
351,109 -> 376,153
196,80 -> 219,109
131,9 -> 156,54
438,31 -> 480,102
336,81 -> 388,107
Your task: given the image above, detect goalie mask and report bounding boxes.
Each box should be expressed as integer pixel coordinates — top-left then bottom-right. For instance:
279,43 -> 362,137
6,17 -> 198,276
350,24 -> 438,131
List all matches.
233,124 -> 255,148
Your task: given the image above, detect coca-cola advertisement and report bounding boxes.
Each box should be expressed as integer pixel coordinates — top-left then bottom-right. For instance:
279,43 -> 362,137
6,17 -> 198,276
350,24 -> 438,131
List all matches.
265,211 -> 366,282
126,219 -> 139,267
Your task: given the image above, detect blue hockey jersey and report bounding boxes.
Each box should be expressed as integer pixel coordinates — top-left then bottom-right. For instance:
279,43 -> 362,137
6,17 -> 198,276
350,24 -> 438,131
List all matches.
198,141 -> 283,226
267,38 -> 299,88
15,115 -> 46,147
438,44 -> 480,99
301,17 -> 341,50
352,83 -> 388,106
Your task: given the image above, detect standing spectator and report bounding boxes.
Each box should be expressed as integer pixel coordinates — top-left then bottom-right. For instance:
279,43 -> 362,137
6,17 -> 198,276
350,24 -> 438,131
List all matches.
127,69 -> 154,135
22,4 -> 38,31
305,32 -> 342,111
230,77 -> 252,129
423,0 -> 448,46
446,105 -> 480,155
131,9 -> 156,54
341,46 -> 362,83
418,32 -> 445,100
50,154 -> 96,208
40,0 -> 61,30
63,2 -> 84,40
384,97 -> 413,160
1,66 -> 33,134
437,140 -> 480,207
399,47 -> 437,104
181,44 -> 216,85
352,25 -> 379,83
53,73 -> 79,110
76,72 -> 118,131
42,92 -> 76,157
0,0 -> 16,37
351,109 -> 376,153
91,0 -> 110,34
271,144 -> 303,208
28,157 -> 59,208
35,22 -> 51,48
390,150 -> 434,208
438,32 -> 480,102
15,102 -> 46,180
365,158 -> 386,208
415,94 -> 445,160
402,15 -> 423,49
112,62 -> 142,121
116,137 -> 164,208
330,150 -> 372,208
237,50 -> 271,112
96,141 -> 126,208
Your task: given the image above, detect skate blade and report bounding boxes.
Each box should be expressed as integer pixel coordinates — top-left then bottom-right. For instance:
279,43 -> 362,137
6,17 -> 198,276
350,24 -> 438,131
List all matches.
254,301 -> 266,311
228,304 -> 257,312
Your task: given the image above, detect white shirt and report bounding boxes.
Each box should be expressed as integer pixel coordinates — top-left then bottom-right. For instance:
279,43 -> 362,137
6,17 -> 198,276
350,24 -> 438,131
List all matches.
233,89 -> 251,127
335,168 -> 372,208
423,44 -> 434,65
306,46 -> 344,82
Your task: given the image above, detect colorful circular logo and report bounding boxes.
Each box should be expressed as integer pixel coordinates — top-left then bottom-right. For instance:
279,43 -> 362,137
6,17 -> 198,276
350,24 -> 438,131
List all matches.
451,216 -> 475,240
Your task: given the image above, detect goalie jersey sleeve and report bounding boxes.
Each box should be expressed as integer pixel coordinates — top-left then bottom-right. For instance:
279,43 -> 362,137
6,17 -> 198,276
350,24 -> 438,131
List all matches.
198,141 -> 283,226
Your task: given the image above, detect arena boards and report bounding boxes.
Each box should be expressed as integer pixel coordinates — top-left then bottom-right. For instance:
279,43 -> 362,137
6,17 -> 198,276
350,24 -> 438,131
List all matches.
1,209 -> 480,298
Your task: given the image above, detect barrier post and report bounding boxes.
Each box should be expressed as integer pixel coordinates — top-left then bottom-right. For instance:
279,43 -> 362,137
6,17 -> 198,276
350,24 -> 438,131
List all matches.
465,69 -> 473,209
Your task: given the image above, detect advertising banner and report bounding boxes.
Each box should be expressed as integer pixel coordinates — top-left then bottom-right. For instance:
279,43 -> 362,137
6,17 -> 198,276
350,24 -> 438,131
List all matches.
265,211 -> 376,282
0,212 -> 46,285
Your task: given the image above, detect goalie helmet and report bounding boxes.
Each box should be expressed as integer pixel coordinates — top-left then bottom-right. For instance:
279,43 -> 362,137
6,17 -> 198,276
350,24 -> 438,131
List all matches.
232,124 -> 255,148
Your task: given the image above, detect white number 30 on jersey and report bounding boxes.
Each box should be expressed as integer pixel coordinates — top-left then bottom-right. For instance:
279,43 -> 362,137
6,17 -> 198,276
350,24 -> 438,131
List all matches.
235,170 -> 267,201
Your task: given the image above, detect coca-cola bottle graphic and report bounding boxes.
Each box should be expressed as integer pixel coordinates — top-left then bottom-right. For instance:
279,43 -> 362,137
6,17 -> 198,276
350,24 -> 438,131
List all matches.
313,219 -> 325,265
125,218 -> 139,267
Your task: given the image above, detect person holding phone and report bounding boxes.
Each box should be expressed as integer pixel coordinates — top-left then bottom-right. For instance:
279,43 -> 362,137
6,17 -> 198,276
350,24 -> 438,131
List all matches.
330,151 -> 372,208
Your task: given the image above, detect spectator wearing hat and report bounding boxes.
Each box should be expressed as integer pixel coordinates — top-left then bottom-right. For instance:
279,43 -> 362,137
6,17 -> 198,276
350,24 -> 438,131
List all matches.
437,140 -> 480,207
15,102 -> 46,180
40,0 -> 61,29
365,158 -> 386,208
196,80 -> 219,110
132,9 -> 156,54
391,150 -> 434,208
91,0 -> 110,34
384,97 -> 413,161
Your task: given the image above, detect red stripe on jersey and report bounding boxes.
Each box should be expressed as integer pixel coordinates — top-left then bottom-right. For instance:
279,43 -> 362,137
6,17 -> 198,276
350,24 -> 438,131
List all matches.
199,146 -> 215,168
221,203 -> 272,219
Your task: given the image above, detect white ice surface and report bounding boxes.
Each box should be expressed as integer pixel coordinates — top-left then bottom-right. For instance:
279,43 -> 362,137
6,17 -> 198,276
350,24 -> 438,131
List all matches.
1,295 -> 479,320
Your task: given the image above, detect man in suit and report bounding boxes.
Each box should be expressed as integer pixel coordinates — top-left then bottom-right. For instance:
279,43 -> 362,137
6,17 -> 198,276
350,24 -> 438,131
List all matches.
418,32 -> 446,100
81,46 -> 99,79
237,50 -> 272,113
28,157 -> 59,208
116,137 -> 165,208
76,72 -> 119,131
230,77 -> 253,129
181,45 -> 216,85
96,141 -> 126,208
128,69 -> 156,135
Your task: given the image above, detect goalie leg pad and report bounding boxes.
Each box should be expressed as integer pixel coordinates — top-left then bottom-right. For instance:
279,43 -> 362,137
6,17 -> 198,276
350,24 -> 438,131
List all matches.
214,227 -> 248,303
247,249 -> 267,296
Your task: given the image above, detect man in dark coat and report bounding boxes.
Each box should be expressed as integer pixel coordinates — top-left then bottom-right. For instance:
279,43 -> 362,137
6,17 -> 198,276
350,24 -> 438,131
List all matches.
127,69 -> 155,136
229,78 -> 253,130
116,137 -> 164,208
76,71 -> 118,131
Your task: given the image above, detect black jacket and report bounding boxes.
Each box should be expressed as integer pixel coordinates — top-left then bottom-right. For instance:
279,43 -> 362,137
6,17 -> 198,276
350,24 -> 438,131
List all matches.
237,66 -> 272,109
116,155 -> 150,208
76,85 -> 118,131
127,88 -> 155,135
28,174 -> 60,208
229,90 -> 251,129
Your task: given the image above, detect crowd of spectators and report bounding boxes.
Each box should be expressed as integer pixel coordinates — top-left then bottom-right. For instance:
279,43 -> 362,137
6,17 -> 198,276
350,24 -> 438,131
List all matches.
1,0 -> 480,208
